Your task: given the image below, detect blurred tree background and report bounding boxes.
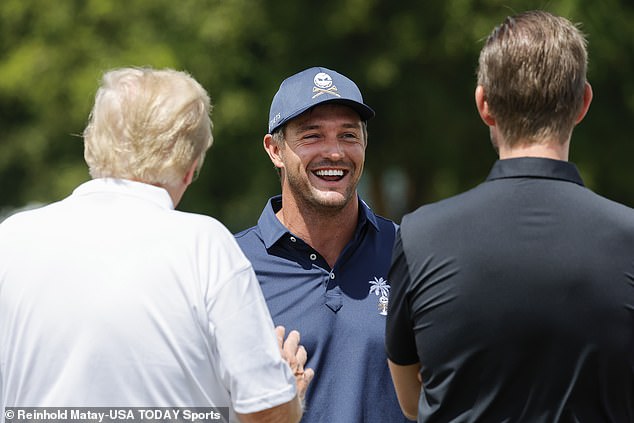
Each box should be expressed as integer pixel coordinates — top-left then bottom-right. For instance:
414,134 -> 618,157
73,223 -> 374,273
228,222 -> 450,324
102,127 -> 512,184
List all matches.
1,0 -> 633,230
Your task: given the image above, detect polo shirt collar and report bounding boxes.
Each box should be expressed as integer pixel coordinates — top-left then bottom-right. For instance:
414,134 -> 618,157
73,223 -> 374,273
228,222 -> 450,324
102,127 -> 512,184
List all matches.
72,178 -> 175,209
486,157 -> 585,186
256,195 -> 380,249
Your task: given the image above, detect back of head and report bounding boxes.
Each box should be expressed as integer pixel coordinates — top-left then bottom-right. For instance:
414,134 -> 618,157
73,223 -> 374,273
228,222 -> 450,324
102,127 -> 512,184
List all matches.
83,67 -> 213,188
477,11 -> 588,145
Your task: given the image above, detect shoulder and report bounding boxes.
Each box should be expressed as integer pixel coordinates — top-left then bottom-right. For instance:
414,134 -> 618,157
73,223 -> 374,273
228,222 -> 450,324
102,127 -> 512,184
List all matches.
581,188 -> 634,211
168,211 -> 253,262
367,212 -> 397,235
0,201 -> 62,237
400,187 -> 481,230
170,209 -> 233,236
234,197 -> 279,248
374,213 -> 398,231
360,198 -> 398,234
233,224 -> 265,251
574,189 -> 634,229
234,224 -> 260,241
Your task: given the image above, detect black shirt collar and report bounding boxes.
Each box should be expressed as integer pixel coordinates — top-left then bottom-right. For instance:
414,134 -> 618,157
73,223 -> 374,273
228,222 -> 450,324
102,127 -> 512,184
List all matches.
486,157 -> 585,187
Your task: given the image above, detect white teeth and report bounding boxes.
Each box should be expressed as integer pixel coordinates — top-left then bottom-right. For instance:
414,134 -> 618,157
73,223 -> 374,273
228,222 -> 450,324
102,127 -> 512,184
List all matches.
315,169 -> 344,177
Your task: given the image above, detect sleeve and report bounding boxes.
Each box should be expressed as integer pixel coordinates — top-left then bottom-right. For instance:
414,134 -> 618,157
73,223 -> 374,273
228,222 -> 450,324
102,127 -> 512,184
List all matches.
205,234 -> 296,414
385,227 -> 420,365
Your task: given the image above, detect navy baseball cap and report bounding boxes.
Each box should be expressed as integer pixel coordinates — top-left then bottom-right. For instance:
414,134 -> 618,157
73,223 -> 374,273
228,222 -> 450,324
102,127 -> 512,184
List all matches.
268,66 -> 375,134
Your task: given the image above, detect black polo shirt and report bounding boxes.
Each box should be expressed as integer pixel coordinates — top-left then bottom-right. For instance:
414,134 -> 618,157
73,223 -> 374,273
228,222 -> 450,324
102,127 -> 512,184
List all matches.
387,158 -> 634,422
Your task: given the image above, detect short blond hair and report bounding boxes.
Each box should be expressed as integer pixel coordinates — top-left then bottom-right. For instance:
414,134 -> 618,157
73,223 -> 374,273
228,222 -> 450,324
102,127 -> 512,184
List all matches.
83,67 -> 213,188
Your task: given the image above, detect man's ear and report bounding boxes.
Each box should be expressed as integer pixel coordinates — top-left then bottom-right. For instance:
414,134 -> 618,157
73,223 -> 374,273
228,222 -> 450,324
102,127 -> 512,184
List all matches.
183,158 -> 199,187
475,85 -> 496,127
263,134 -> 284,169
575,82 -> 593,124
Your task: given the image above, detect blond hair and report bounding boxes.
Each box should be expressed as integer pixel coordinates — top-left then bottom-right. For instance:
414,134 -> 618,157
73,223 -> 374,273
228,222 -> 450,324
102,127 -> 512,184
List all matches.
83,67 -> 213,188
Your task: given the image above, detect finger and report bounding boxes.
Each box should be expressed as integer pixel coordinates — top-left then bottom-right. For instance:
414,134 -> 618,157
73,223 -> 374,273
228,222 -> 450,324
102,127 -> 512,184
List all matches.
282,329 -> 301,357
303,367 -> 315,384
296,367 -> 315,402
296,345 -> 308,368
275,326 -> 286,352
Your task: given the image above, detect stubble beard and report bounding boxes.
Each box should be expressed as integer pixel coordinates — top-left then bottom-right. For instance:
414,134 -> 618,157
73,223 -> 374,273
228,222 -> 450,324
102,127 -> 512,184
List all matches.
285,169 -> 359,217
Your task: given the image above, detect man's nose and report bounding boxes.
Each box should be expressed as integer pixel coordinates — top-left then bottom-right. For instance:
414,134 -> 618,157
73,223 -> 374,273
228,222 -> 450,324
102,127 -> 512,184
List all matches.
322,136 -> 344,159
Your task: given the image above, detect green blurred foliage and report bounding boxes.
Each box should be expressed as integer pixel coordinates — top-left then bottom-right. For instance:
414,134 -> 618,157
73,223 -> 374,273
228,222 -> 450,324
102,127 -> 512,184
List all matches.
1,0 -> 633,228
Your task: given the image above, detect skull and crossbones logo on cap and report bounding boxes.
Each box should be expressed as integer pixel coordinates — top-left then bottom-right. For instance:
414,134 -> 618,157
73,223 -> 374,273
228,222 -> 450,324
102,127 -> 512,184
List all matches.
312,72 -> 341,99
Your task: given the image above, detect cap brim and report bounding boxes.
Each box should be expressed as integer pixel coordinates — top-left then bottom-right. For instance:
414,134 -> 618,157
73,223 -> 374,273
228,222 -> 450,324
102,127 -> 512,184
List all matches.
270,99 -> 375,133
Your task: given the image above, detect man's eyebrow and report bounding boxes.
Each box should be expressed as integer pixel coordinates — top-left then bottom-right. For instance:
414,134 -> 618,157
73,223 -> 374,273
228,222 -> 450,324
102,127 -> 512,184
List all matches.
299,122 -> 360,129
293,121 -> 362,133
296,123 -> 321,132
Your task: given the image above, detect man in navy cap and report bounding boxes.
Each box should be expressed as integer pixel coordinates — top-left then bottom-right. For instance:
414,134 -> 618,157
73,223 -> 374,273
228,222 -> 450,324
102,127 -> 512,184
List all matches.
235,67 -> 408,422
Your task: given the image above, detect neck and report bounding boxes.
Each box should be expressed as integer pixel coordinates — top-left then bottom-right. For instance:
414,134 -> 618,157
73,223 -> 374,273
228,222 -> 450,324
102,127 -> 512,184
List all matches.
276,195 -> 359,269
498,140 -> 570,161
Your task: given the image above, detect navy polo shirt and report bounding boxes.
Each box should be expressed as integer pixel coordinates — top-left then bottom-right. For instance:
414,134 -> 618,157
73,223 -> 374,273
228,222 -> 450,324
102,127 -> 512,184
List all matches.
236,195 -> 408,423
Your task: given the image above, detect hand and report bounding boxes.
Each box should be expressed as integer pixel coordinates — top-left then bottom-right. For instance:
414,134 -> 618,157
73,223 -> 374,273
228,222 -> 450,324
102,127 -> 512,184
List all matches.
275,326 -> 314,403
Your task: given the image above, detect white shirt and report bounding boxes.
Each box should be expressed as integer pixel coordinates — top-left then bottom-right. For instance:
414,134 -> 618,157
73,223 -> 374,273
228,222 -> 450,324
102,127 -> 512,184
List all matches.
0,179 -> 295,422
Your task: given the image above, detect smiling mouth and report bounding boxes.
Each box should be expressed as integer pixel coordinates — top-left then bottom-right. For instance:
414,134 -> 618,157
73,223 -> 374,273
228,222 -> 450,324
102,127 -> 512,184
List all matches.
313,169 -> 347,182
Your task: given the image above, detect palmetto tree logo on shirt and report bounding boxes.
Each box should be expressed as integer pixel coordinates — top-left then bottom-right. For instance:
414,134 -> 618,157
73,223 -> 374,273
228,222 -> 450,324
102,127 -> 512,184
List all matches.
369,277 -> 390,315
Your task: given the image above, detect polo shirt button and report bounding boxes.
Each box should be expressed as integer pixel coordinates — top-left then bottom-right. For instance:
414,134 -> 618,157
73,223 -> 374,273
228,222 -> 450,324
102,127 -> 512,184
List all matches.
329,272 -> 335,279
309,253 -> 317,261
290,236 -> 297,242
